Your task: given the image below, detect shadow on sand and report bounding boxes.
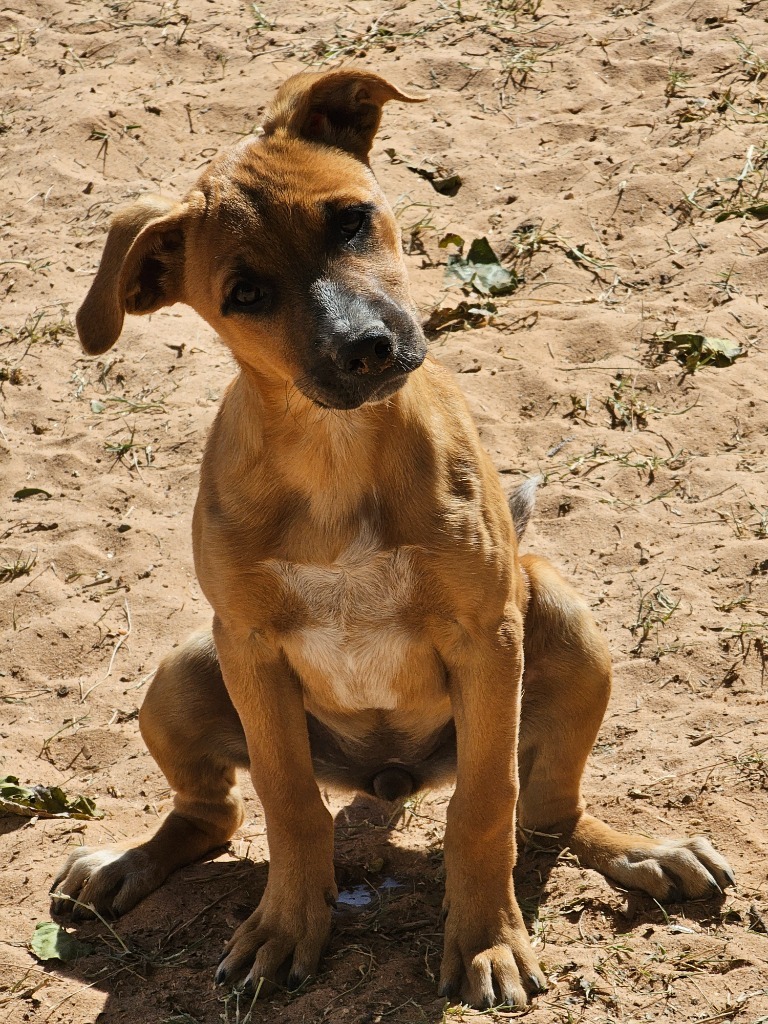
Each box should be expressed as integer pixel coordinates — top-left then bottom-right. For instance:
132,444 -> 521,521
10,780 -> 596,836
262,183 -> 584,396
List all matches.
45,794 -> 728,1024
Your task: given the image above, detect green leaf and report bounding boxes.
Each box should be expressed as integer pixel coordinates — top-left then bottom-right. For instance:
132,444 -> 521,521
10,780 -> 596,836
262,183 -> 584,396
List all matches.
0,776 -> 103,819
13,487 -> 52,501
697,336 -> 742,362
438,232 -> 464,250
90,399 -> 106,413
30,921 -> 94,962
466,237 -> 499,264
662,332 -> 743,371
715,202 -> 768,222
445,237 -> 519,297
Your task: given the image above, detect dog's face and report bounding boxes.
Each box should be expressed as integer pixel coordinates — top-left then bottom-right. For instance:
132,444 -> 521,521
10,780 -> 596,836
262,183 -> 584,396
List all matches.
189,137 -> 426,410
76,71 -> 427,411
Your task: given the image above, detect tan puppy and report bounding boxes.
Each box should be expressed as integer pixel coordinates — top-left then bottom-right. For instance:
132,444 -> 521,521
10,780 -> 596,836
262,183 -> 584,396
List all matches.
52,71 -> 734,1009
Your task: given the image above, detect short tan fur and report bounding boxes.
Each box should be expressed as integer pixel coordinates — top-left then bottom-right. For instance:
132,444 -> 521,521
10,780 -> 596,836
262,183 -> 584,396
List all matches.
53,70 -> 734,1010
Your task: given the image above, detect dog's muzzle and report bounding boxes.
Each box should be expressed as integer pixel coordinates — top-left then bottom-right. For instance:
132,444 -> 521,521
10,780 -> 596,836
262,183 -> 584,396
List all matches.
300,278 -> 427,409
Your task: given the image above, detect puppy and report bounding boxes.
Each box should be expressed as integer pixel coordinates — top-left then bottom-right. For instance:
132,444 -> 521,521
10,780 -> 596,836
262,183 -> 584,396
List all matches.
52,70 -> 734,1009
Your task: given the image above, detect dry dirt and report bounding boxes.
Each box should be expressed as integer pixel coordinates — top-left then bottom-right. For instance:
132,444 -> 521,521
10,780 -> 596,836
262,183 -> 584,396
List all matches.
2,0 -> 768,1022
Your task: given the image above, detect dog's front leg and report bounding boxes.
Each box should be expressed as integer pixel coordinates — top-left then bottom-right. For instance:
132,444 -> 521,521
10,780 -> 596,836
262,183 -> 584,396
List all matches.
212,619 -> 336,993
438,607 -> 547,1009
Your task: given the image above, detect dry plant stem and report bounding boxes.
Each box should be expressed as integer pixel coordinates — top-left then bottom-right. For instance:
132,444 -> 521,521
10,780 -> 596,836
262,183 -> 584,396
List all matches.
80,599 -> 132,702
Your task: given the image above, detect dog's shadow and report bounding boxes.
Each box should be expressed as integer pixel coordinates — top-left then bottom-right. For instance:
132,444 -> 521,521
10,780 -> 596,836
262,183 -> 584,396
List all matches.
44,794 -> 729,1024
44,794 -> 450,1023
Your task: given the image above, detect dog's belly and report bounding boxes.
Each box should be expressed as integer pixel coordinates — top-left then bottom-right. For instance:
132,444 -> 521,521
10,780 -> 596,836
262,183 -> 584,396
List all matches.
268,531 -> 445,715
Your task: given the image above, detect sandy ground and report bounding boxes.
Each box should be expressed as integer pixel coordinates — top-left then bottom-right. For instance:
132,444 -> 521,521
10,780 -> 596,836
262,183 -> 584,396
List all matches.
2,0 -> 768,1021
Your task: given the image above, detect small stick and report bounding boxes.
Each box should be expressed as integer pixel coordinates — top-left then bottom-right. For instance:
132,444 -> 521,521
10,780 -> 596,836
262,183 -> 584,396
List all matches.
163,885 -> 240,942
80,600 -> 132,702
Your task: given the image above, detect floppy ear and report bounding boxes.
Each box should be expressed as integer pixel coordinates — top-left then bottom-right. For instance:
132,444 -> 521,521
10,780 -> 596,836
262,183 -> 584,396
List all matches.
262,70 -> 425,162
76,194 -> 189,355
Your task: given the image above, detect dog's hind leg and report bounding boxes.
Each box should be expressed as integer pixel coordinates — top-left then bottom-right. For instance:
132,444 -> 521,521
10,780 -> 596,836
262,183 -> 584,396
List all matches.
517,555 -> 734,900
51,631 -> 248,919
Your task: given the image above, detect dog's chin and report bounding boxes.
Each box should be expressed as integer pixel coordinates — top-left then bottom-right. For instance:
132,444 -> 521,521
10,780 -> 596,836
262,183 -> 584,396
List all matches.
298,369 -> 414,412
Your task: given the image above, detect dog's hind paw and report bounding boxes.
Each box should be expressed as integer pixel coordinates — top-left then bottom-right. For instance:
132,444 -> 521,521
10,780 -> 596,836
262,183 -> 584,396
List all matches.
606,836 -> 735,901
50,845 -> 166,919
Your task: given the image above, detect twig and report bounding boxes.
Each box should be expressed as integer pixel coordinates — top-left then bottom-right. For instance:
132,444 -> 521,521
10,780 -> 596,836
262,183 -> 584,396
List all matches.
650,757 -> 736,786
163,885 -> 240,943
40,714 -> 89,761
48,891 -> 131,955
105,599 -> 132,677
80,600 -> 132,702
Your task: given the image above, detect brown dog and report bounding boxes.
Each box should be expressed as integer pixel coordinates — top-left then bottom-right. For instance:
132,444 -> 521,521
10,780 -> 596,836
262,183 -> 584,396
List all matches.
52,70 -> 734,1009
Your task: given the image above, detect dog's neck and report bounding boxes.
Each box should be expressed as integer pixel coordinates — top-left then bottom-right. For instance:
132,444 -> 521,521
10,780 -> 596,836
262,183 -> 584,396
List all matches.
230,364 -> 404,523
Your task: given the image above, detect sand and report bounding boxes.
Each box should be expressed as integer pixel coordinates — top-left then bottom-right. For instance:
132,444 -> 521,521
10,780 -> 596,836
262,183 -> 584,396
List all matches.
1,0 -> 767,1021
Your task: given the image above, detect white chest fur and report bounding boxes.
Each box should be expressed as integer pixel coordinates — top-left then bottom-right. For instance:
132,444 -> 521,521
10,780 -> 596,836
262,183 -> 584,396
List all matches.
270,528 -> 416,711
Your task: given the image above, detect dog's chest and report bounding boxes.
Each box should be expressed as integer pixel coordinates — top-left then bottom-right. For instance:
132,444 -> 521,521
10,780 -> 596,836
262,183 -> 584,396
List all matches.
270,530 -> 417,711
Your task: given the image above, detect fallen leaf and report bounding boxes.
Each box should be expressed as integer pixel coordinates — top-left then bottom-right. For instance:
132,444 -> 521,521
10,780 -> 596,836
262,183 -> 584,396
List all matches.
423,300 -> 497,336
662,332 -> 743,371
407,160 -> 462,196
445,237 -> 519,296
30,921 -> 94,963
13,487 -> 52,501
715,203 -> 768,221
438,232 -> 465,250
0,776 -> 104,819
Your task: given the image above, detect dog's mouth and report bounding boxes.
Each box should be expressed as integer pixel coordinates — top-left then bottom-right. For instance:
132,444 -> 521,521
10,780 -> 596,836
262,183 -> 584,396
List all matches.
296,340 -> 426,411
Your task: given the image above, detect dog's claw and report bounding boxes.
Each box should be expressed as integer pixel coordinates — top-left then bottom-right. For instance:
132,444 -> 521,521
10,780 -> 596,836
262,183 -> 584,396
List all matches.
287,970 -> 308,991
214,964 -> 228,986
527,972 -> 547,994
724,868 -> 736,887
438,980 -> 458,1000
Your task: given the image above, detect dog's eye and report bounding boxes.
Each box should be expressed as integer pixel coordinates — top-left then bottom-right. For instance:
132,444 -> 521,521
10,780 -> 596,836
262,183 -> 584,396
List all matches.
230,280 -> 267,309
338,208 -> 368,241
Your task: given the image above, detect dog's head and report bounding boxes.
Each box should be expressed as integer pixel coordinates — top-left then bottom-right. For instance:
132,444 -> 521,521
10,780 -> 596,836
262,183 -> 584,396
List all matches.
77,71 -> 427,411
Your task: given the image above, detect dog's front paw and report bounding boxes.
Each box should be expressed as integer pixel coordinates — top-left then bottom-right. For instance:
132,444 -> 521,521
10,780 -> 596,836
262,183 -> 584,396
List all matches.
439,895 -> 546,1009
50,845 -> 167,919
215,884 -> 334,994
608,835 -> 735,901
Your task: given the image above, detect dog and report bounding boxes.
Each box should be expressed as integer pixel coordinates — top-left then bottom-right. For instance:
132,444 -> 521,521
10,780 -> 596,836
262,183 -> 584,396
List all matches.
51,70 -> 734,1009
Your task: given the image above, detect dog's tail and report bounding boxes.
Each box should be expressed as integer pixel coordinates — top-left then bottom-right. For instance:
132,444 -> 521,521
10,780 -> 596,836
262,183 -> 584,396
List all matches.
508,476 -> 540,542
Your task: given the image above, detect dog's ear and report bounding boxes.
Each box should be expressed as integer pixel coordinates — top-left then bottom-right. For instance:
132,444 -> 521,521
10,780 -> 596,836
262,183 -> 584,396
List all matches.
263,70 -> 425,162
76,194 -> 189,355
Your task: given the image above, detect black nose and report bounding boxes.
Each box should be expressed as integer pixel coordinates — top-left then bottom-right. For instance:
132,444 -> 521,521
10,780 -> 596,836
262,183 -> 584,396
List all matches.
340,328 -> 395,376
